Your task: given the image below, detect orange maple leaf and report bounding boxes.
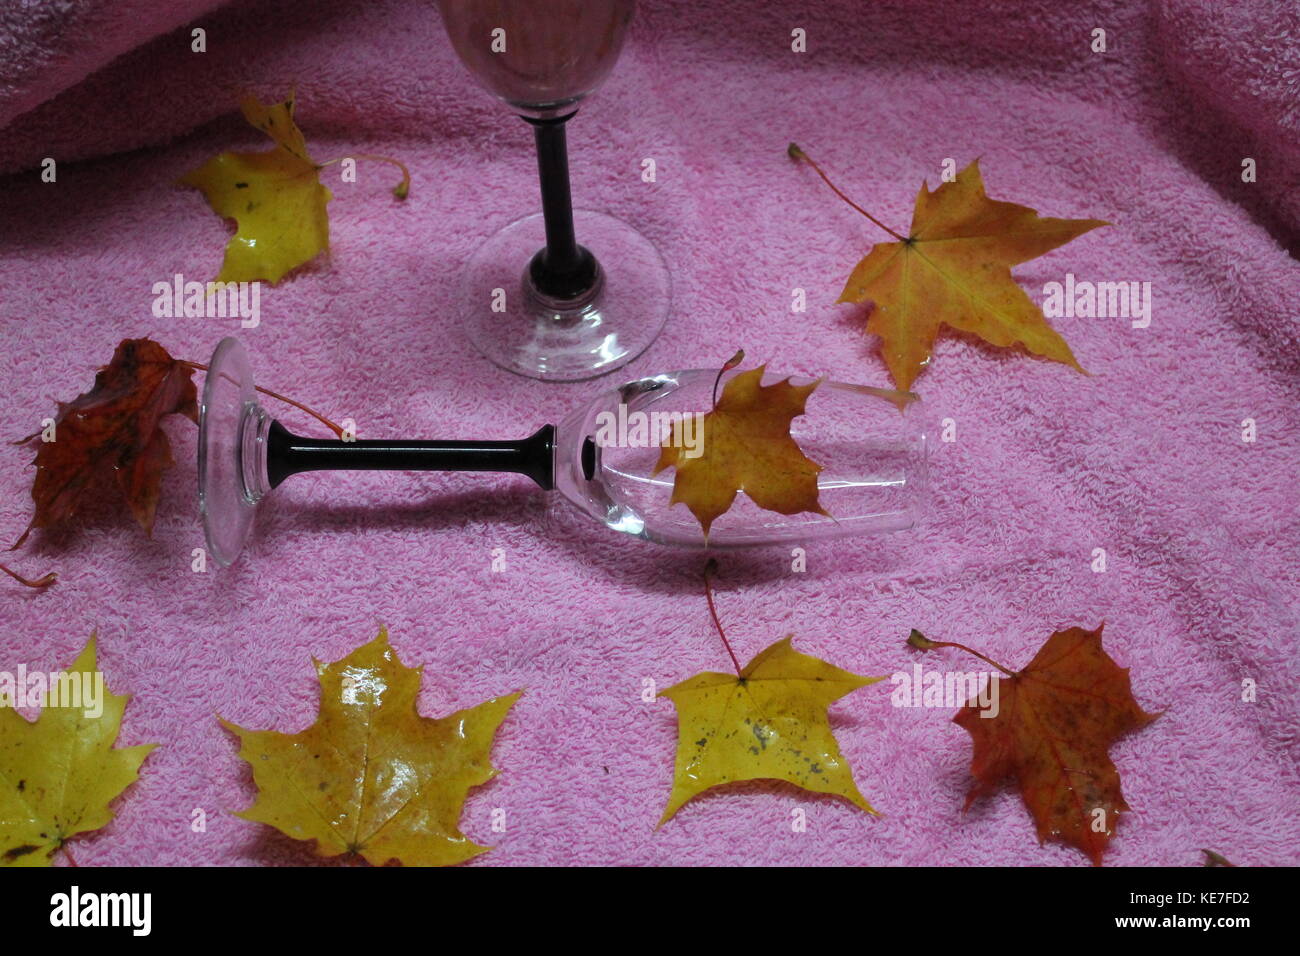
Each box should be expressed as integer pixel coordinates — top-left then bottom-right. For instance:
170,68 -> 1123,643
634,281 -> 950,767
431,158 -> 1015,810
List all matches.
654,364 -> 827,538
793,147 -> 1107,391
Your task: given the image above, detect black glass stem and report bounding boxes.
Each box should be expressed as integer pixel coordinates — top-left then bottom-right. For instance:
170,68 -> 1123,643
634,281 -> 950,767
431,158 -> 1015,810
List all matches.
525,113 -> 598,300
265,422 -> 556,491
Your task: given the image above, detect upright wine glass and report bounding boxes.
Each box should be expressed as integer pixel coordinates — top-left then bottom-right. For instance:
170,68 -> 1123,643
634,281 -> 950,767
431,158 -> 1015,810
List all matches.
436,0 -> 670,381
198,338 -> 928,567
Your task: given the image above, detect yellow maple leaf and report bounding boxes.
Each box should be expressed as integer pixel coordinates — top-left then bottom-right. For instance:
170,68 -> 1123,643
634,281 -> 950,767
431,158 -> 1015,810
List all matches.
794,147 -> 1106,391
0,635 -> 156,866
658,636 -> 883,825
654,364 -> 829,538
220,627 -> 521,867
180,93 -> 332,284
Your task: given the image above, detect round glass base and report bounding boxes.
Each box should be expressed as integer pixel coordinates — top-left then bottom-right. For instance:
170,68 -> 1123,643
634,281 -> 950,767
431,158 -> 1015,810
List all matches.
458,209 -> 671,381
198,337 -> 261,567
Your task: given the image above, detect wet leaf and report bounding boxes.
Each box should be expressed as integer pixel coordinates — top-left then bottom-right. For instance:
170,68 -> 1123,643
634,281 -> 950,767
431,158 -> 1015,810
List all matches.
0,635 -> 156,866
658,636 -> 882,825
13,338 -> 197,548
221,627 -> 521,866
654,365 -> 827,538
940,624 -> 1158,865
180,93 -> 332,284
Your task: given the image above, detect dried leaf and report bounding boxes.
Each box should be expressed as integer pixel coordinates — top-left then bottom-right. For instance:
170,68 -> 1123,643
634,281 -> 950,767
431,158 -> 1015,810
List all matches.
659,636 -> 882,825
0,635 -> 156,866
654,365 -> 828,538
14,338 -> 197,548
221,627 -> 521,866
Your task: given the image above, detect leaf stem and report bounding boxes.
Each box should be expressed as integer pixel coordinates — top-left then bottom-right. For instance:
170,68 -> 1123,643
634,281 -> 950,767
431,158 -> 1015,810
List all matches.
788,143 -> 908,242
703,558 -> 743,676
180,360 -> 345,437
906,629 -> 1018,677
712,349 -> 745,409
0,561 -> 56,588
318,154 -> 411,199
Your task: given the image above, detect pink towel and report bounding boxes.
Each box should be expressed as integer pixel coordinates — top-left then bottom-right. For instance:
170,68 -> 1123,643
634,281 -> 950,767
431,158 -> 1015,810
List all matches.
0,0 -> 1296,866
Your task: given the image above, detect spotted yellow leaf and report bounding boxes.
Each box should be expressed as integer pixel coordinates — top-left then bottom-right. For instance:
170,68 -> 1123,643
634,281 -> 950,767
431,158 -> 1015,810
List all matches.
659,636 -> 883,825
180,93 -> 331,284
0,635 -> 156,866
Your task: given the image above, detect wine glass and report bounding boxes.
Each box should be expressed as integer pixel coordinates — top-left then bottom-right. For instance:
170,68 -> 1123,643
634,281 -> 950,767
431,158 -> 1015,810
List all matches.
198,338 -> 928,566
436,0 -> 671,381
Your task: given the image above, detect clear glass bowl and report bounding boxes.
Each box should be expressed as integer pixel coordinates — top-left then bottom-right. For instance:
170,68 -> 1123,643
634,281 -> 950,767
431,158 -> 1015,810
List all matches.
554,369 -> 928,546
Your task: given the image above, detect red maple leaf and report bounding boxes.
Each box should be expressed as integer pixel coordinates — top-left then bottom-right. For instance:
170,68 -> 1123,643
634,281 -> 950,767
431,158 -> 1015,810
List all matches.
13,338 -> 197,548
912,623 -> 1158,865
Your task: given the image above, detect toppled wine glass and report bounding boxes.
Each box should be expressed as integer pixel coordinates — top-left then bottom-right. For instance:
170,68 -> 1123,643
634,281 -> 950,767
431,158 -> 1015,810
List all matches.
198,338 -> 928,566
